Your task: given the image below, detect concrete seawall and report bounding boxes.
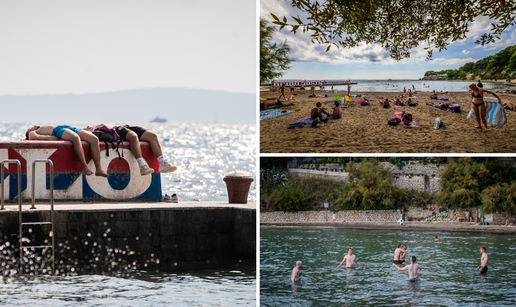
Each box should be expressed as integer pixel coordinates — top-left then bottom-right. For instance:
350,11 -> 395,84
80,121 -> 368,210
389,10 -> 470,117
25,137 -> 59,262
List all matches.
0,202 -> 255,273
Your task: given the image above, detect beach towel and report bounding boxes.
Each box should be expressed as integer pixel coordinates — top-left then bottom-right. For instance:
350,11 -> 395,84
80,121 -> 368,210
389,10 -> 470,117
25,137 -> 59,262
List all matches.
310,95 -> 324,98
290,114 -> 327,126
260,109 -> 294,121
467,101 -> 507,128
504,106 -> 516,112
431,97 -> 449,101
395,111 -> 417,127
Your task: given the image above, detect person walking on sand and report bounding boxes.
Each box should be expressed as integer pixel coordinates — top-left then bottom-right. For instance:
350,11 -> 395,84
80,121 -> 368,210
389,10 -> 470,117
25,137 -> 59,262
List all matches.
338,248 -> 360,268
279,84 -> 286,99
347,84 -> 351,95
393,256 -> 421,282
393,243 -> 404,265
310,82 -> 316,96
468,83 -> 502,132
291,261 -> 304,283
477,246 -> 488,274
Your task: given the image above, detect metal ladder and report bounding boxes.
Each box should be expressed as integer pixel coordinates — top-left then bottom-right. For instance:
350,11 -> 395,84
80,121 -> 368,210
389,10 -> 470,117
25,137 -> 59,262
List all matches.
1,159 -> 55,273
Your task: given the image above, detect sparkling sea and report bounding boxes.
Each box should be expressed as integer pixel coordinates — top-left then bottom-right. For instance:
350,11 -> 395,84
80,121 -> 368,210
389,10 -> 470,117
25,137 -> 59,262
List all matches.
0,121 -> 256,202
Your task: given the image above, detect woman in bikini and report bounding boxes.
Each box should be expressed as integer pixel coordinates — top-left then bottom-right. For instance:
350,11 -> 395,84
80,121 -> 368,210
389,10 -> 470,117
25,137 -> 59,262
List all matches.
468,83 -> 502,132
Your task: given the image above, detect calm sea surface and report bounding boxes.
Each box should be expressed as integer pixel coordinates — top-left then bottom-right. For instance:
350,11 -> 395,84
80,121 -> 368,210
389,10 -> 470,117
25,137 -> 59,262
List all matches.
279,79 -> 516,93
0,265 -> 256,306
261,227 -> 516,306
0,121 -> 256,202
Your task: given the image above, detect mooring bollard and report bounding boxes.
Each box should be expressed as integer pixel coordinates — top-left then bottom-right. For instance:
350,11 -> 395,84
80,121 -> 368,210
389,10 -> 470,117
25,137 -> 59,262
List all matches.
223,173 -> 254,204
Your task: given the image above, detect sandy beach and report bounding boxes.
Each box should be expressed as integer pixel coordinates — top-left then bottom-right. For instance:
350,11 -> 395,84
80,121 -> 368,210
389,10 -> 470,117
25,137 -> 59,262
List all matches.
260,89 -> 516,153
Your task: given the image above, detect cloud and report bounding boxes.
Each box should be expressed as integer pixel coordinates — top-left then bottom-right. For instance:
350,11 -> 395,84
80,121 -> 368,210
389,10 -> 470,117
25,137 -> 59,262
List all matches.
431,57 -> 479,66
462,50 -> 470,54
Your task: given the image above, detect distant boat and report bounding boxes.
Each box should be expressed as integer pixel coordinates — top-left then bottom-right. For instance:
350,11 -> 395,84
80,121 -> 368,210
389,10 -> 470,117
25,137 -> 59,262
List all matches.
150,116 -> 167,123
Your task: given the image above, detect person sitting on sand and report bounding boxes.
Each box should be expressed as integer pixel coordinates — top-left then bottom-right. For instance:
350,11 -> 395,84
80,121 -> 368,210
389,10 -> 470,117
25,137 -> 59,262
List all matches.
311,102 -> 330,126
381,99 -> 391,108
360,98 -> 371,106
85,124 -> 177,175
503,101 -> 516,111
407,89 -> 414,97
430,91 -> 438,99
332,101 -> 342,119
393,256 -> 421,282
402,112 -> 414,126
468,83 -> 502,132
25,125 -> 108,177
394,98 -> 403,106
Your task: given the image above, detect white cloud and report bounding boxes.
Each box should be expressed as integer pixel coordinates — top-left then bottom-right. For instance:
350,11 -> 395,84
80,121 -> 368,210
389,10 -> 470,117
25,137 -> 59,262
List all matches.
462,50 -> 470,54
432,57 -> 479,66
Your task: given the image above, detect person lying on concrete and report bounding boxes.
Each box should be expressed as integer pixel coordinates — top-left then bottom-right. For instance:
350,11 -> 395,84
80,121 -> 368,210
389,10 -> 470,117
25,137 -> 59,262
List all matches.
25,125 -> 108,177
86,124 -> 177,176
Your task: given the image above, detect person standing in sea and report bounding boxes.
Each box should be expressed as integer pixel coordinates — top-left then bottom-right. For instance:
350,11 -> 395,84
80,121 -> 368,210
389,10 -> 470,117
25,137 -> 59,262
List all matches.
337,248 -> 360,268
291,261 -> 304,283
477,246 -> 488,274
477,79 -> 483,89
393,256 -> 421,282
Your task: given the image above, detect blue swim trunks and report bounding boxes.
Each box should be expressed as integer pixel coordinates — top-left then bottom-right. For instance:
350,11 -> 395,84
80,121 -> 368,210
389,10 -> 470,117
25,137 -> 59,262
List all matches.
51,125 -> 81,139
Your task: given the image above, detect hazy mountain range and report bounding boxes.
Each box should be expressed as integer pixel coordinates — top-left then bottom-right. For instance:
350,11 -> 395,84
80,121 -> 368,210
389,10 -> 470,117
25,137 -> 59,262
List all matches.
0,88 -> 255,124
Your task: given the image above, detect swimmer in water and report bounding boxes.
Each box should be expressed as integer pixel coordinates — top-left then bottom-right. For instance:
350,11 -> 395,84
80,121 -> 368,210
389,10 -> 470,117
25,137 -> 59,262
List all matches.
477,246 -> 488,274
291,260 -> 304,283
393,243 -> 404,265
337,248 -> 360,268
399,245 -> 407,264
393,256 -> 421,282
435,236 -> 439,241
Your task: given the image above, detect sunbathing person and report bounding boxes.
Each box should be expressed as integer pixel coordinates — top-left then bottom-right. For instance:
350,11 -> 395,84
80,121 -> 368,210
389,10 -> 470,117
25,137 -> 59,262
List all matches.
380,99 -> 391,108
407,89 -> 414,97
25,125 -> 108,177
332,101 -> 342,119
86,124 -> 177,176
402,112 -> 414,126
426,102 -> 453,110
260,97 -> 295,109
406,98 -> 417,106
503,101 -> 516,111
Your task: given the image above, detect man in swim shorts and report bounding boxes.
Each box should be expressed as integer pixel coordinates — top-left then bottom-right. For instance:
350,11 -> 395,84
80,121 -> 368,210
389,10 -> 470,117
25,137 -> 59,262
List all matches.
400,245 -> 407,264
25,125 -> 108,177
477,246 -> 488,274
393,256 -> 421,282
86,124 -> 177,176
291,260 -> 304,283
337,248 -> 360,268
393,243 -> 404,265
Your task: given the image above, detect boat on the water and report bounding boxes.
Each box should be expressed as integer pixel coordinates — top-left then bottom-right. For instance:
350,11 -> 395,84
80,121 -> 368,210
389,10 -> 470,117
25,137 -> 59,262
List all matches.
150,116 -> 167,123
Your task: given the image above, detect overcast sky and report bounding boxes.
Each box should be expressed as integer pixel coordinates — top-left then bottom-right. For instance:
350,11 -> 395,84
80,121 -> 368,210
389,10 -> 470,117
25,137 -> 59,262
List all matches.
0,0 -> 256,96
261,0 -> 516,80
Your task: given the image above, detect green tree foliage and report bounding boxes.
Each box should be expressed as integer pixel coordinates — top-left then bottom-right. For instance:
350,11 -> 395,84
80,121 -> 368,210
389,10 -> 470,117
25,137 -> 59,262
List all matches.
437,158 -> 516,210
270,0 -> 516,61
260,18 -> 293,84
508,49 -> 516,70
481,183 -> 516,214
266,186 -> 308,212
337,159 -> 406,210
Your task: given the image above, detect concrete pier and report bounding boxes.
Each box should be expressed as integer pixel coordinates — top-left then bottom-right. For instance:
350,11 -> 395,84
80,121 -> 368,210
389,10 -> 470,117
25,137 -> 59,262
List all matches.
0,202 -> 255,272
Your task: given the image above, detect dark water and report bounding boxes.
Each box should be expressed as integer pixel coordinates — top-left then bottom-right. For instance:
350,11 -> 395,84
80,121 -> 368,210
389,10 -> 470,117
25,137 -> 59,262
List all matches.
261,227 -> 516,306
0,266 -> 256,306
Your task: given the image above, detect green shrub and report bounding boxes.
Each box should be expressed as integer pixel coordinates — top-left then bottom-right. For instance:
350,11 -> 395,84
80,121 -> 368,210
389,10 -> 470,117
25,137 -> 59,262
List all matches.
266,186 -> 307,212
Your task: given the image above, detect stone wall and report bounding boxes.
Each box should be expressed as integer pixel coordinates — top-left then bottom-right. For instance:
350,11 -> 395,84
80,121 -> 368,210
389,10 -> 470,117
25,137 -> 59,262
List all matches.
0,207 -> 256,273
261,207 -> 515,225
289,161 -> 444,192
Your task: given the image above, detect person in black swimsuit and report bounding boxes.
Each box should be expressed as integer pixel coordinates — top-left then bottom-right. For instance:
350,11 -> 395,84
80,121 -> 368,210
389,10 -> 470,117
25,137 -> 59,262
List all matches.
468,83 -> 501,132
